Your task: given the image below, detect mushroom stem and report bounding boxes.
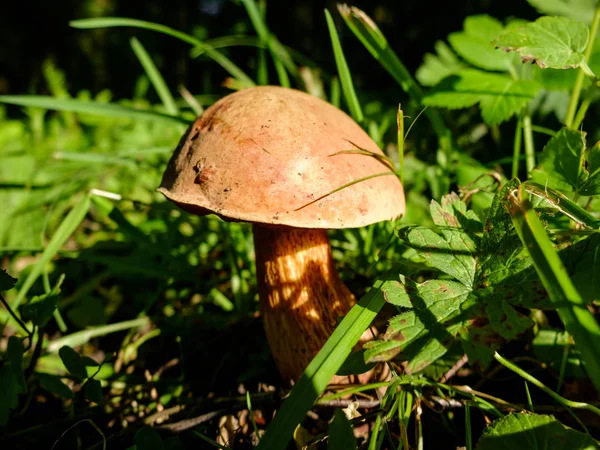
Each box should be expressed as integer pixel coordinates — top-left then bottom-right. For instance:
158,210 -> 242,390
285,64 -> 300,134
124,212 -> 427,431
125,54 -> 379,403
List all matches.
253,224 -> 356,382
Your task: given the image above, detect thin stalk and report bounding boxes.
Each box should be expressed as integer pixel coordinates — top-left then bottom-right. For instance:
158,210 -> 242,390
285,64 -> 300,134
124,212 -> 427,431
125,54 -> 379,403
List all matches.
512,118 -> 523,178
494,352 -> 600,417
524,381 -> 534,412
465,402 -> 472,450
0,294 -> 31,336
367,413 -> 383,450
572,94 -> 592,130
522,111 -> 535,174
565,5 -> 600,128
397,105 -> 404,183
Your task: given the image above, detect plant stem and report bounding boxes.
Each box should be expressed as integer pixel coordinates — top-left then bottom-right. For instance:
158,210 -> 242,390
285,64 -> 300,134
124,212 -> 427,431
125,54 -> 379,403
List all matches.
522,111 -> 536,174
0,293 -> 31,336
512,118 -> 523,178
572,94 -> 593,130
565,5 -> 600,128
494,352 -> 600,417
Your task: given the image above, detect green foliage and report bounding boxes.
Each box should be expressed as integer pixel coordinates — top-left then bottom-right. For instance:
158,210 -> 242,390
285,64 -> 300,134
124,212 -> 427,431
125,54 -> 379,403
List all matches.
532,127 -> 600,195
423,70 -> 540,125
475,413 -> 597,450
494,16 -> 593,74
327,409 -> 357,450
365,181 -> 549,371
0,337 -> 26,426
2,2 -> 600,449
526,0 -> 597,24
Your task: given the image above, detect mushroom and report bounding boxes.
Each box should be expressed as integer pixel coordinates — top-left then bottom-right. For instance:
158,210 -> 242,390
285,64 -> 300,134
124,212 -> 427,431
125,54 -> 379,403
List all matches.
158,86 -> 405,382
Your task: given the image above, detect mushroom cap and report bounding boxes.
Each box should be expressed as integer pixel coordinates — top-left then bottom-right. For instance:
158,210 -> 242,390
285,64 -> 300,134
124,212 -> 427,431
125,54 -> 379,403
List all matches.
158,86 -> 405,229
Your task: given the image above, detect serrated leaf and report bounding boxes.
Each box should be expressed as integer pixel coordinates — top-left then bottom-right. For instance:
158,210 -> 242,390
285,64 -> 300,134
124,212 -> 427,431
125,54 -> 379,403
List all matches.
371,181 -> 544,371
58,346 -> 88,380
485,301 -> 534,339
526,0 -> 596,24
423,70 -> 540,125
83,379 -> 103,404
531,127 -> 587,193
1,270 -> 17,291
416,40 -> 466,86
449,15 -> 512,71
328,409 -> 357,450
475,413 -> 597,450
493,16 -> 591,72
38,373 -> 74,399
365,279 -> 470,373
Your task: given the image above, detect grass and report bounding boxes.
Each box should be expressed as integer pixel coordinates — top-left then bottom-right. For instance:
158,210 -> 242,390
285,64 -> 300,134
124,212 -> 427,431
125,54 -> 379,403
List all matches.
1,3 -> 600,450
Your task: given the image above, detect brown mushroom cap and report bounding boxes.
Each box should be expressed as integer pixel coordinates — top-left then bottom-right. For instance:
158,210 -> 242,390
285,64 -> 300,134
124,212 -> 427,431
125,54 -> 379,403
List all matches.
159,86 -> 405,228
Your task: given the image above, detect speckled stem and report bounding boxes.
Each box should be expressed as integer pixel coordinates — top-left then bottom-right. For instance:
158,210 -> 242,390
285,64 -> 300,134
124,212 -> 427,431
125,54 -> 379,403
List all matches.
253,225 -> 357,382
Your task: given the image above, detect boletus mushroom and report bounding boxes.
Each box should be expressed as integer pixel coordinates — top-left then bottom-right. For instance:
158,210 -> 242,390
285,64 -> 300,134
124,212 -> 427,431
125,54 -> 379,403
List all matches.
159,86 -> 405,383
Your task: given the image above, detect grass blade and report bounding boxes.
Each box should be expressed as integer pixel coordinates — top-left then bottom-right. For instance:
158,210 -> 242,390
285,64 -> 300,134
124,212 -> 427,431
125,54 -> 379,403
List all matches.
130,37 -> 178,115
46,318 -> 150,351
70,18 -> 255,87
12,194 -> 91,310
337,5 -> 453,160
325,9 -> 363,123
509,185 -> 600,391
524,181 -> 600,229
256,280 -> 387,449
0,96 -> 187,124
239,0 -> 294,87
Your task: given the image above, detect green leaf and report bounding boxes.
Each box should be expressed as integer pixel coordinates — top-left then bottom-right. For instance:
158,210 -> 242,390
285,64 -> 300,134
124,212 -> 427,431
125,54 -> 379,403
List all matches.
423,70 -> 540,125
365,279 -> 470,373
0,96 -> 187,125
239,0 -> 293,87
327,409 -> 357,450
12,194 -> 91,311
70,17 -> 255,87
532,329 -> 585,378
336,349 -> 376,376
509,185 -> 600,391
369,181 -> 551,371
325,8 -> 363,123
448,15 -> 511,71
416,40 -> 466,86
475,413 -> 597,450
526,0 -> 596,24
58,346 -> 88,380
493,16 -> 592,74
0,270 -> 17,291
0,337 -> 27,425
130,37 -> 179,116
7,336 -> 26,393
531,127 -> 587,193
84,379 -> 103,404
337,5 -> 453,155
38,373 -> 74,399
581,141 -> 600,195
257,280 -> 387,450
0,366 -> 19,426
524,181 -> 600,229
134,427 -> 164,450
21,275 -> 64,328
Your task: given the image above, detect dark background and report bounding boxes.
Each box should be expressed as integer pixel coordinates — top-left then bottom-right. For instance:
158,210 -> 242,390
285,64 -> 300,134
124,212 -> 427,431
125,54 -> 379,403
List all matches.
0,0 -> 538,101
